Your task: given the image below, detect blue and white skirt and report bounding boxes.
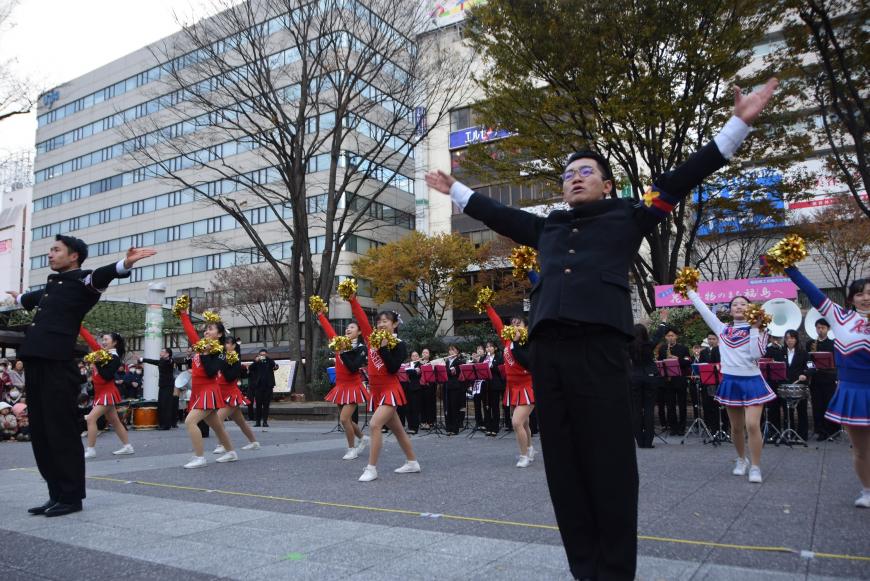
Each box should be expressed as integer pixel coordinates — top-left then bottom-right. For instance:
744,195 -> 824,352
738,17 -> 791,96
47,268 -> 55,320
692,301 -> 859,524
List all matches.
825,380 -> 870,427
715,374 -> 776,407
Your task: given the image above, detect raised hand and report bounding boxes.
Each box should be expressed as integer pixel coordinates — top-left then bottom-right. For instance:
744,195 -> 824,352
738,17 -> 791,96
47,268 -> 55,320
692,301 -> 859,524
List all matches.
123,247 -> 158,269
424,170 -> 455,194
733,77 -> 778,125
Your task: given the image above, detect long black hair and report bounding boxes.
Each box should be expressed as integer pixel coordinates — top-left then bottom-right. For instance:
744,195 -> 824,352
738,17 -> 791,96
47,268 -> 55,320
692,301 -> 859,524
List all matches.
846,278 -> 869,310
783,329 -> 804,353
107,332 -> 125,359
628,324 -> 651,366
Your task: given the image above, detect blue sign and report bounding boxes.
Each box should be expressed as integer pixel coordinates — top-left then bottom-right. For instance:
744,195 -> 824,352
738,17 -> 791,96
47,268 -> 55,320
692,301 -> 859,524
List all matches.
41,90 -> 60,109
449,126 -> 513,150
696,168 -> 786,236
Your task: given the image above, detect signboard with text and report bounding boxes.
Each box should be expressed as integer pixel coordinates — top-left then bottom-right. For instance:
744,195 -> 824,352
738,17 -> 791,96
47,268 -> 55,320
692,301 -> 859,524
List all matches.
427,0 -> 487,29
449,126 -> 513,149
654,277 -> 797,307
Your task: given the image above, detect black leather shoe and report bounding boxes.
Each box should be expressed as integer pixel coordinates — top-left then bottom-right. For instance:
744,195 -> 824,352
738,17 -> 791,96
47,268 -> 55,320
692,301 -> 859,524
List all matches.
44,502 -> 82,518
28,500 -> 57,515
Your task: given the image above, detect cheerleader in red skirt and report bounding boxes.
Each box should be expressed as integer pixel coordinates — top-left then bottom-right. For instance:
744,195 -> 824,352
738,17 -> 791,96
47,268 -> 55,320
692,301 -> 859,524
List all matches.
212,337 -> 260,458
314,301 -> 369,460
176,299 -> 235,468
79,327 -> 133,458
348,294 -> 419,482
484,302 -> 536,468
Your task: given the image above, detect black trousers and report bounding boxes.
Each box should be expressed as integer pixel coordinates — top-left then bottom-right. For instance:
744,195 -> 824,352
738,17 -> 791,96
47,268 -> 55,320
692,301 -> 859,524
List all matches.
530,324 -> 637,581
157,384 -> 175,429
24,358 -> 86,505
420,385 -> 436,425
701,386 -> 729,433
810,378 -> 838,437
444,387 -> 465,434
472,392 -> 484,427
663,377 -> 688,433
630,374 -> 657,448
483,388 -> 502,433
172,395 -> 180,426
254,386 -> 273,424
404,388 -> 421,431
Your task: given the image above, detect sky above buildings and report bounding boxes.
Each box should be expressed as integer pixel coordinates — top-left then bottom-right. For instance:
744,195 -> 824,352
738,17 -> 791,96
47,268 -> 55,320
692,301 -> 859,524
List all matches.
0,0 -> 224,156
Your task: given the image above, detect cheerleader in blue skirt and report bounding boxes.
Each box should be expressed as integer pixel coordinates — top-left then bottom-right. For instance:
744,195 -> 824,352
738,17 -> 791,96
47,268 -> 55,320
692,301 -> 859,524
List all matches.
687,291 -> 775,483
784,267 -> 870,508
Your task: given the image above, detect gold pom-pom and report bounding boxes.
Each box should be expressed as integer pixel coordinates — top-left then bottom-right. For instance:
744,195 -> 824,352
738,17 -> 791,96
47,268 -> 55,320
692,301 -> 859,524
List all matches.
193,338 -> 223,355
329,335 -> 353,352
203,310 -> 222,324
745,304 -> 773,330
309,295 -> 328,315
337,279 -> 358,301
673,267 -> 701,299
765,234 -> 808,274
369,329 -> 399,349
172,294 -> 190,317
475,287 -> 495,314
500,325 -> 528,346
510,246 -> 539,280
84,349 -> 113,366
225,350 -> 239,365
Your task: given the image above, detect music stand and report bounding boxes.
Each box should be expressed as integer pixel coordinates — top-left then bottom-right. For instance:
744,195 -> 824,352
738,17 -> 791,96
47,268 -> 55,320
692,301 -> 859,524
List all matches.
655,359 -> 682,443
421,365 -> 448,436
462,363 -> 493,438
681,364 -> 713,445
758,360 -> 786,444
698,363 -> 728,445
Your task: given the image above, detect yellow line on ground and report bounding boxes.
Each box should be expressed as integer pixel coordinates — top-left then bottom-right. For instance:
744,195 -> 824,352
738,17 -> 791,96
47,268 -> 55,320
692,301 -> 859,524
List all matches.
9,468 -> 870,562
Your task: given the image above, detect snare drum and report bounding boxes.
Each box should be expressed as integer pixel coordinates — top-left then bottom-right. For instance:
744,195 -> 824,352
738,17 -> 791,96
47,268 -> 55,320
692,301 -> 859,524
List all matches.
777,383 -> 809,400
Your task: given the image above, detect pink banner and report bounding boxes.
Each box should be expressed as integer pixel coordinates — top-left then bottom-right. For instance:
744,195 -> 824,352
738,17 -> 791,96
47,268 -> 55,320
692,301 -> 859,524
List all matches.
654,276 -> 797,307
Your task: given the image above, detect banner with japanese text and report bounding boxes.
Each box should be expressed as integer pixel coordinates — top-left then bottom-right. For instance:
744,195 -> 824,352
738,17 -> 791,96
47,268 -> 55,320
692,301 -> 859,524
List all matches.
654,277 -> 797,307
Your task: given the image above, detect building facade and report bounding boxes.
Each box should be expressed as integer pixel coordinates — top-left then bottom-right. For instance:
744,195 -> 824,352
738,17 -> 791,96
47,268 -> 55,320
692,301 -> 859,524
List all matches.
30,1 -> 420,351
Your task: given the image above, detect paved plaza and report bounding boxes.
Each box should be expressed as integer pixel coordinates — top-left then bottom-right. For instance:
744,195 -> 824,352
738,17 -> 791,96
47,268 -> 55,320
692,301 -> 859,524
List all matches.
0,420 -> 868,580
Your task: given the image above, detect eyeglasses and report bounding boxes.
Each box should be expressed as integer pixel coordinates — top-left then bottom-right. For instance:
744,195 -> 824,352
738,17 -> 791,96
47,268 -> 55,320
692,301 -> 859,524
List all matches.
561,165 -> 597,181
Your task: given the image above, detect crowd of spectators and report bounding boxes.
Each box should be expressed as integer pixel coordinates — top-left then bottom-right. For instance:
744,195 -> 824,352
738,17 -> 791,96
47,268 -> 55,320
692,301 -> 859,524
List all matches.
0,359 -> 29,441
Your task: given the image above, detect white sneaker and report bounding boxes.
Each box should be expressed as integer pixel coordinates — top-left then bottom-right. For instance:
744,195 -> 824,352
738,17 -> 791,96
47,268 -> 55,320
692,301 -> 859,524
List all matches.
748,466 -> 763,483
216,450 -> 238,463
356,435 -> 370,453
241,441 -> 260,451
854,490 -> 870,508
358,465 -> 378,482
84,447 -> 96,459
112,444 -> 134,455
184,456 -> 207,469
342,447 -> 359,460
212,445 -> 226,454
516,455 -> 531,468
527,445 -> 536,462
394,460 -> 421,473
732,457 -> 749,476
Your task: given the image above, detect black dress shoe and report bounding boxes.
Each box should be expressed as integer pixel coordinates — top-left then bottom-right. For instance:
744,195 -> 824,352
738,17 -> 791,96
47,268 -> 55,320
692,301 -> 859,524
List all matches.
44,502 -> 82,518
254,422 -> 261,427
28,500 -> 57,515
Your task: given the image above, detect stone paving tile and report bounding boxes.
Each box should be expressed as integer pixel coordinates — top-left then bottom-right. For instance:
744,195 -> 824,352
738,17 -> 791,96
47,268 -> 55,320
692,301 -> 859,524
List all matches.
3,420 -> 869,580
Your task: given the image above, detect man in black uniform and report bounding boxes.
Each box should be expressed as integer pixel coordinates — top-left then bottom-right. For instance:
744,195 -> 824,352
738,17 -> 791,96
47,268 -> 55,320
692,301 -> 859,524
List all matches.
425,80 -> 776,580
657,327 -> 692,436
141,348 -> 176,430
7,235 -> 155,517
807,318 -> 838,440
249,348 -> 278,427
